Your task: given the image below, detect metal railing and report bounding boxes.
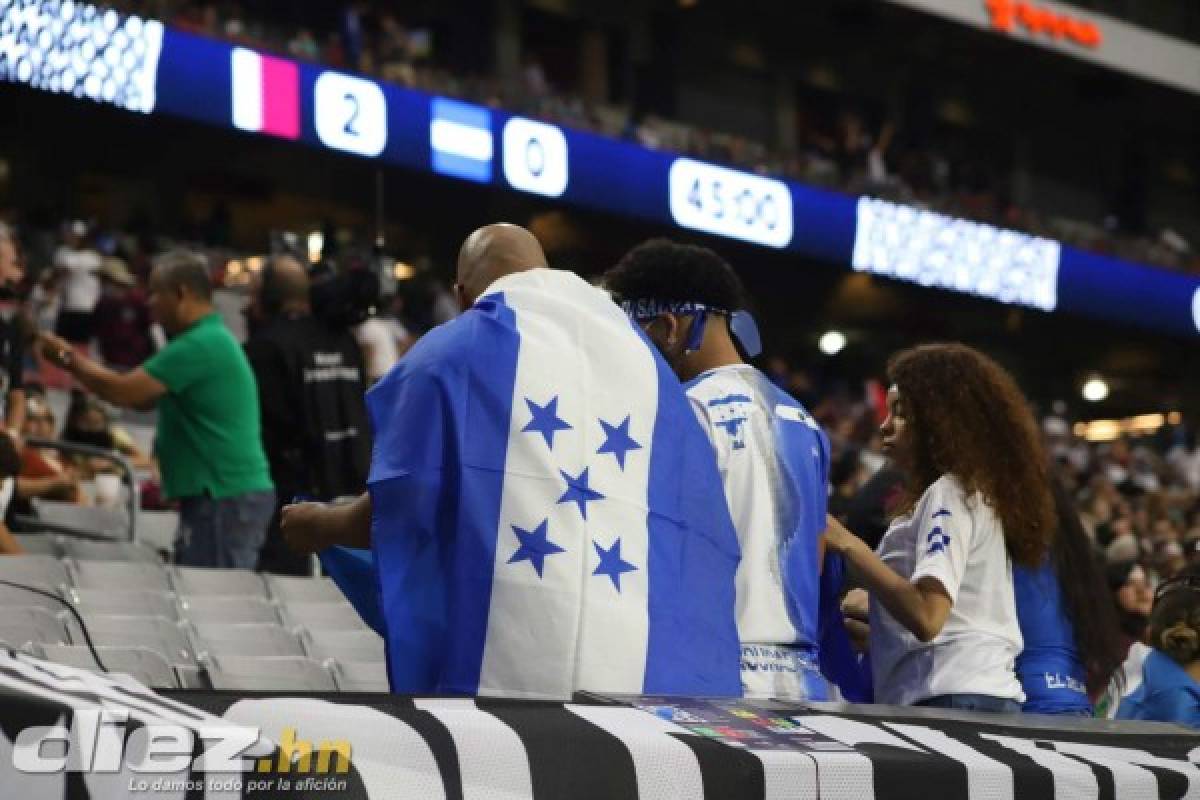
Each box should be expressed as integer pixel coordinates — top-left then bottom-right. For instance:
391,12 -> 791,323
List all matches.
12,438 -> 140,542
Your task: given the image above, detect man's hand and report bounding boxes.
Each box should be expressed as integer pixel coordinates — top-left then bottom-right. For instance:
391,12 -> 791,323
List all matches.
282,492 -> 374,552
38,332 -> 74,369
35,336 -> 166,411
280,502 -> 340,555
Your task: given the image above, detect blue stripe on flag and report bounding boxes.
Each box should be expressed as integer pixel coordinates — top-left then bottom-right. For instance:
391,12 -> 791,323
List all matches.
643,339 -> 742,696
445,292 -> 520,691
432,96 -> 492,128
366,293 -> 519,693
432,150 -> 493,183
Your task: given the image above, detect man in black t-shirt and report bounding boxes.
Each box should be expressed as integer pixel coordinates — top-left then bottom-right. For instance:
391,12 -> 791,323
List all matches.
245,256 -> 371,574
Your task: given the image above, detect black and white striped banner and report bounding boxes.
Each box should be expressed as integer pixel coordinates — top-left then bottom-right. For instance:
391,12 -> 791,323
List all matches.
4,648 -> 1200,800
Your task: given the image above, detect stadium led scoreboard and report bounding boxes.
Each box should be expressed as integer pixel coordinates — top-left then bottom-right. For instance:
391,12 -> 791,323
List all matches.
3,1 -> 1200,338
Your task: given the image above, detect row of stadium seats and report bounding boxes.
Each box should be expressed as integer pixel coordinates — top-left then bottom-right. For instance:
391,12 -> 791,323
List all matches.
0,546 -> 388,692
13,532 -> 162,562
31,645 -> 384,692
24,500 -> 181,548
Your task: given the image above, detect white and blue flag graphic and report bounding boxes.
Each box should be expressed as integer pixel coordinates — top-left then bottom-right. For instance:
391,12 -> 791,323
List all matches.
328,269 -> 742,699
430,97 -> 493,183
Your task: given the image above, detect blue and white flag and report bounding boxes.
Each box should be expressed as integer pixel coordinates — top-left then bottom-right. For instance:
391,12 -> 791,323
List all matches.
430,97 -> 493,183
362,268 -> 742,699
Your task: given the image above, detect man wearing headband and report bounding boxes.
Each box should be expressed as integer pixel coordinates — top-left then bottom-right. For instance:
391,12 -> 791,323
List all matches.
604,238 -> 839,701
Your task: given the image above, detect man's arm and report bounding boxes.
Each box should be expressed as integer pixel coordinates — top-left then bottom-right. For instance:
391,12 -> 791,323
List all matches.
281,492 -> 373,553
40,333 -> 165,411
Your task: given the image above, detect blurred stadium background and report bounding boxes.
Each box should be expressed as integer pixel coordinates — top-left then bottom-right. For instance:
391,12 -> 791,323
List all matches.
2,0 -> 1200,691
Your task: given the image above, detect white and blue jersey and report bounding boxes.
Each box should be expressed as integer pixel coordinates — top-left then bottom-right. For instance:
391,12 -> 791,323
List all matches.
684,365 -> 831,700
871,475 -> 1025,706
1014,561 -> 1092,715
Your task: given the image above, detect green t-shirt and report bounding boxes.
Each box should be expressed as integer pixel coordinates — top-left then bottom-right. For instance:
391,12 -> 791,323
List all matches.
143,313 -> 273,500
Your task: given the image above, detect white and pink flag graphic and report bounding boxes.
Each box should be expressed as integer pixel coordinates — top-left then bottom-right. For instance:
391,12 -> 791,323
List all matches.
231,47 -> 300,140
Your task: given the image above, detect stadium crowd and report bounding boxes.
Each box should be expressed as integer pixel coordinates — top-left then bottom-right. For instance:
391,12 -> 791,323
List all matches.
2,210 -> 1200,723
92,0 -> 1200,275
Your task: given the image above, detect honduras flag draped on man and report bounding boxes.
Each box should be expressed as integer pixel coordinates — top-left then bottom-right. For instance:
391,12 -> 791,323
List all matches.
328,268 -> 743,699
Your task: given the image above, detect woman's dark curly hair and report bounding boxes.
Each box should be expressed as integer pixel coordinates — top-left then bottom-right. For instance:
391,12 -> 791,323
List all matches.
888,343 -> 1055,568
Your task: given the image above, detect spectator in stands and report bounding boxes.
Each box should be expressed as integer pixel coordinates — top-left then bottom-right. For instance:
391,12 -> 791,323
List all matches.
282,223 -> 744,698
61,393 -> 152,473
354,306 -> 408,386
1013,481 -> 1125,715
1117,568 -> 1200,727
15,395 -> 81,512
38,250 -> 274,568
377,15 -> 414,84
29,269 -> 60,339
602,238 -> 850,701
823,343 -> 1056,712
91,257 -> 154,370
0,431 -> 25,553
1110,560 -> 1154,648
287,28 -> 320,61
53,220 -> 102,349
0,224 -> 27,435
244,255 -> 371,575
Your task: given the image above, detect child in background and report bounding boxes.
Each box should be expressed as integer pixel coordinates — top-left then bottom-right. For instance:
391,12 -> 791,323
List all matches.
1117,568 -> 1200,727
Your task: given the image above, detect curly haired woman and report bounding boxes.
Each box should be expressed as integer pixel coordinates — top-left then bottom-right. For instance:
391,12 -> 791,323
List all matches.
1117,568 -> 1200,727
824,343 -> 1055,711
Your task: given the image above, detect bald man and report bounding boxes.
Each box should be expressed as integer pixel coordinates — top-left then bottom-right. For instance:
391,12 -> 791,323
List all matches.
282,224 -> 548,553
284,223 -> 742,699
452,222 -> 548,308
244,255 -> 370,574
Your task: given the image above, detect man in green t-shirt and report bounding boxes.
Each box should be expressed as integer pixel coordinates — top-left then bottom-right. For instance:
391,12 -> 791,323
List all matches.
40,250 -> 274,568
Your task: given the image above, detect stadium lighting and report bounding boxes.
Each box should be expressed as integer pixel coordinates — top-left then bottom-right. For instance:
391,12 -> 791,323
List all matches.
306,232 -> 324,264
1082,377 -> 1109,403
818,330 -> 846,356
